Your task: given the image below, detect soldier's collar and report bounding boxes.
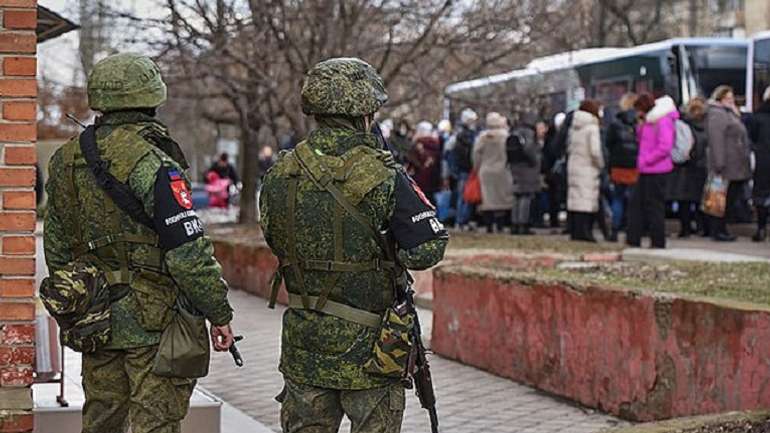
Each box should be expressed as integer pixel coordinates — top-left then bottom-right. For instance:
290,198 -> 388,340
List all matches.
96,111 -> 164,128
308,128 -> 379,156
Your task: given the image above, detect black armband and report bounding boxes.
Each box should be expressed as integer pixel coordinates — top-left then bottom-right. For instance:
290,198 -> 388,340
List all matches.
389,171 -> 448,250
153,166 -> 204,250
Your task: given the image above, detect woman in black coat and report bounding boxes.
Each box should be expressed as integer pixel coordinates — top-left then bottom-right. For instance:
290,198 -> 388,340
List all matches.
666,97 -> 708,238
749,88 -> 770,241
605,93 -> 638,241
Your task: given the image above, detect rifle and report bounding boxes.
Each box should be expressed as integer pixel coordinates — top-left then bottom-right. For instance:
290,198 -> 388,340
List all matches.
373,121 -> 440,431
403,273 -> 439,433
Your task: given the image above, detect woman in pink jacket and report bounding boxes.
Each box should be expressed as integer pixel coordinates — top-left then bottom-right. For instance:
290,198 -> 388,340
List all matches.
626,93 -> 678,248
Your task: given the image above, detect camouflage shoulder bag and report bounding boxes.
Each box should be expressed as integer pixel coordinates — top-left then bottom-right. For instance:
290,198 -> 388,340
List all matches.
40,257 -> 114,353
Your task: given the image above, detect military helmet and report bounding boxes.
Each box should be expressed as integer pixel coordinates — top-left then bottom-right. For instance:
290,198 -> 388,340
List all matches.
87,53 -> 168,112
301,57 -> 388,116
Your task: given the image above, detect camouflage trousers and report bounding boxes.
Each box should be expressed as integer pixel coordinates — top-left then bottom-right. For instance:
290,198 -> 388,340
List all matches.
81,345 -> 196,433
278,378 -> 405,433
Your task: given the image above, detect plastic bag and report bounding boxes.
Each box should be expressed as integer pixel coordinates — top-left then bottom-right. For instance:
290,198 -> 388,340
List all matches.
434,190 -> 453,222
463,170 -> 482,205
701,174 -> 728,217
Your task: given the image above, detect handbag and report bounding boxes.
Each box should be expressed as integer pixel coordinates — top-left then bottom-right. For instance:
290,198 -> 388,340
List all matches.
701,174 -> 728,217
463,170 -> 482,205
152,298 -> 210,378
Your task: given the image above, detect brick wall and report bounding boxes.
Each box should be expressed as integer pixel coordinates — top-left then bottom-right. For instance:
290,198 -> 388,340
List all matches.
0,1 -> 37,432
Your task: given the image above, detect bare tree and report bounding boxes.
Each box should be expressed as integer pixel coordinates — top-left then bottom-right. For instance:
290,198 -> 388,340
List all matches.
121,0 -> 565,223
77,0 -> 114,82
596,0 -> 674,45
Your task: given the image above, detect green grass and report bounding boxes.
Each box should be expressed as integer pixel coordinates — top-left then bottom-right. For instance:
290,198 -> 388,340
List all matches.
447,232 -> 623,254
448,260 -> 770,308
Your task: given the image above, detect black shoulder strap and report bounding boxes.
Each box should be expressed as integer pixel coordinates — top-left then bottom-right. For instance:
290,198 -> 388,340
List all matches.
79,125 -> 155,230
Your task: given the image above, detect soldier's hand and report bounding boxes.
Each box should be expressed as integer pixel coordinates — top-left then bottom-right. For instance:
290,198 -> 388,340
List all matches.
210,324 -> 235,352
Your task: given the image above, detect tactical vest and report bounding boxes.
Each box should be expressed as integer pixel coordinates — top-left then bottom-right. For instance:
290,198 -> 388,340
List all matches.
56,124 -> 178,331
266,141 -> 396,328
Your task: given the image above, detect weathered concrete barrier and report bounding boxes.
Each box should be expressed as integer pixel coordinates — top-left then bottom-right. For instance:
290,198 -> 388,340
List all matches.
600,410 -> 770,432
432,267 -> 770,422
212,236 -> 439,303
212,238 -> 286,304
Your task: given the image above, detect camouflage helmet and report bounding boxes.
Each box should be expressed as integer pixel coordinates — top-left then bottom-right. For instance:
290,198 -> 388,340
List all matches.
301,57 -> 388,116
87,53 -> 167,112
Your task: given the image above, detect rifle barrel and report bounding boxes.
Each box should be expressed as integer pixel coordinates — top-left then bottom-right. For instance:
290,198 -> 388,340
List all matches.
429,408 -> 439,433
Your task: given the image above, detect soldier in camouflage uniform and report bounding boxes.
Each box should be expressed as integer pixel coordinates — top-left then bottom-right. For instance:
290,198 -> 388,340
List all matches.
44,53 -> 235,433
260,57 -> 449,433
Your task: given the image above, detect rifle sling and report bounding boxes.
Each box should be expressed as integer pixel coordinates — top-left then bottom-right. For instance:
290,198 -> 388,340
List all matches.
79,125 -> 155,230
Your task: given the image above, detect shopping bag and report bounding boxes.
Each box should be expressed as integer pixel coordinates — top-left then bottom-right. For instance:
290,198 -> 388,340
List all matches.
434,190 -> 453,222
463,170 -> 482,205
701,174 -> 728,217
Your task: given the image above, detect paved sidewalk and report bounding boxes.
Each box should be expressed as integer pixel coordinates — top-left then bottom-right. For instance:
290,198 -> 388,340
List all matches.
200,289 -> 626,433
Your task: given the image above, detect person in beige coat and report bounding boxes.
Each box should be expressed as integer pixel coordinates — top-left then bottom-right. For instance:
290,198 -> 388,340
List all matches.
567,100 -> 605,242
473,112 -> 514,232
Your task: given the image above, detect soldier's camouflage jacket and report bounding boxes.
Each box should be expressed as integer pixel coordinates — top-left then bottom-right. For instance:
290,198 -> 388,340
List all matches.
260,126 -> 449,390
44,111 -> 232,349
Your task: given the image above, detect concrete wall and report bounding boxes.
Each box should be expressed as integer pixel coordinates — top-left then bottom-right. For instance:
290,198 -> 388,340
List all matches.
432,268 -> 770,422
211,238 -> 436,304
212,239 -> 284,304
0,2 -> 38,432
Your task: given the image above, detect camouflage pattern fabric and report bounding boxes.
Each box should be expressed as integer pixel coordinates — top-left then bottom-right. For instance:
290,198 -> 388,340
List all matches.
301,58 -> 388,116
278,378 -> 405,433
364,308 -> 415,378
81,345 -> 195,433
260,126 -> 447,390
45,110 -> 233,351
40,258 -> 112,353
88,53 -> 167,112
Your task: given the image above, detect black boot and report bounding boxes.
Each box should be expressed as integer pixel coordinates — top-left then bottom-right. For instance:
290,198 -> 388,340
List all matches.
752,228 -> 767,242
511,224 -> 521,235
608,229 -> 618,242
520,224 -> 534,235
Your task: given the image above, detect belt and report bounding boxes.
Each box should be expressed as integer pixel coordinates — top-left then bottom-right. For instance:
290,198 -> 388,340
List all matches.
302,258 -> 395,272
287,293 -> 382,328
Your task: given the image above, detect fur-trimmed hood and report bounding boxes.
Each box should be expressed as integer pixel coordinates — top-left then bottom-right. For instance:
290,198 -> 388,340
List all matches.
571,110 -> 599,130
645,95 -> 679,124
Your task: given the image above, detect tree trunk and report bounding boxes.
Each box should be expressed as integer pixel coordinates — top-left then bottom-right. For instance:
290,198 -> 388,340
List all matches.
238,123 -> 261,224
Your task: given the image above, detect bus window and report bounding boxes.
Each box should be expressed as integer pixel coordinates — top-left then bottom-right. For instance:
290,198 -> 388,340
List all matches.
686,45 -> 747,101
754,37 -> 770,109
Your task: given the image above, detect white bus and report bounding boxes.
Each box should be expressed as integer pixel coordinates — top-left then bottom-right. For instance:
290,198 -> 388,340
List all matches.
444,37 -> 750,121
749,31 -> 770,112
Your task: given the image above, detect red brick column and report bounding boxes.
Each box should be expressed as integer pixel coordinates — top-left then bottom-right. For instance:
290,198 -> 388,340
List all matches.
0,1 -> 37,432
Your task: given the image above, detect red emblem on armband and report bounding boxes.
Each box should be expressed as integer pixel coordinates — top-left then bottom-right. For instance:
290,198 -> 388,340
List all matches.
169,170 -> 193,209
409,177 -> 435,210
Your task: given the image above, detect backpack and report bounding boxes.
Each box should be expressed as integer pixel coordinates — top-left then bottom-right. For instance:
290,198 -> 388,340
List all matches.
506,130 -> 535,167
453,128 -> 475,172
41,126 -> 159,353
672,119 -> 695,164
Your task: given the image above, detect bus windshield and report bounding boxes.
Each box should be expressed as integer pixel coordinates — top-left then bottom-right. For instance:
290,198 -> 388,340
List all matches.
754,37 -> 770,109
685,45 -> 747,102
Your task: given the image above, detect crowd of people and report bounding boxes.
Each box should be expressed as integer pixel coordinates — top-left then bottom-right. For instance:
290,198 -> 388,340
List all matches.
386,84 -> 770,247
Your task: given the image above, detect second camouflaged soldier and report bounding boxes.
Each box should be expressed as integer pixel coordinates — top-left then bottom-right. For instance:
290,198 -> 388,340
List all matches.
260,58 -> 449,433
43,53 -> 235,433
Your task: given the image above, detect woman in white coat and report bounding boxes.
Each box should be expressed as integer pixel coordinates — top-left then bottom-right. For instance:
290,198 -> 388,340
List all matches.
567,100 -> 605,242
